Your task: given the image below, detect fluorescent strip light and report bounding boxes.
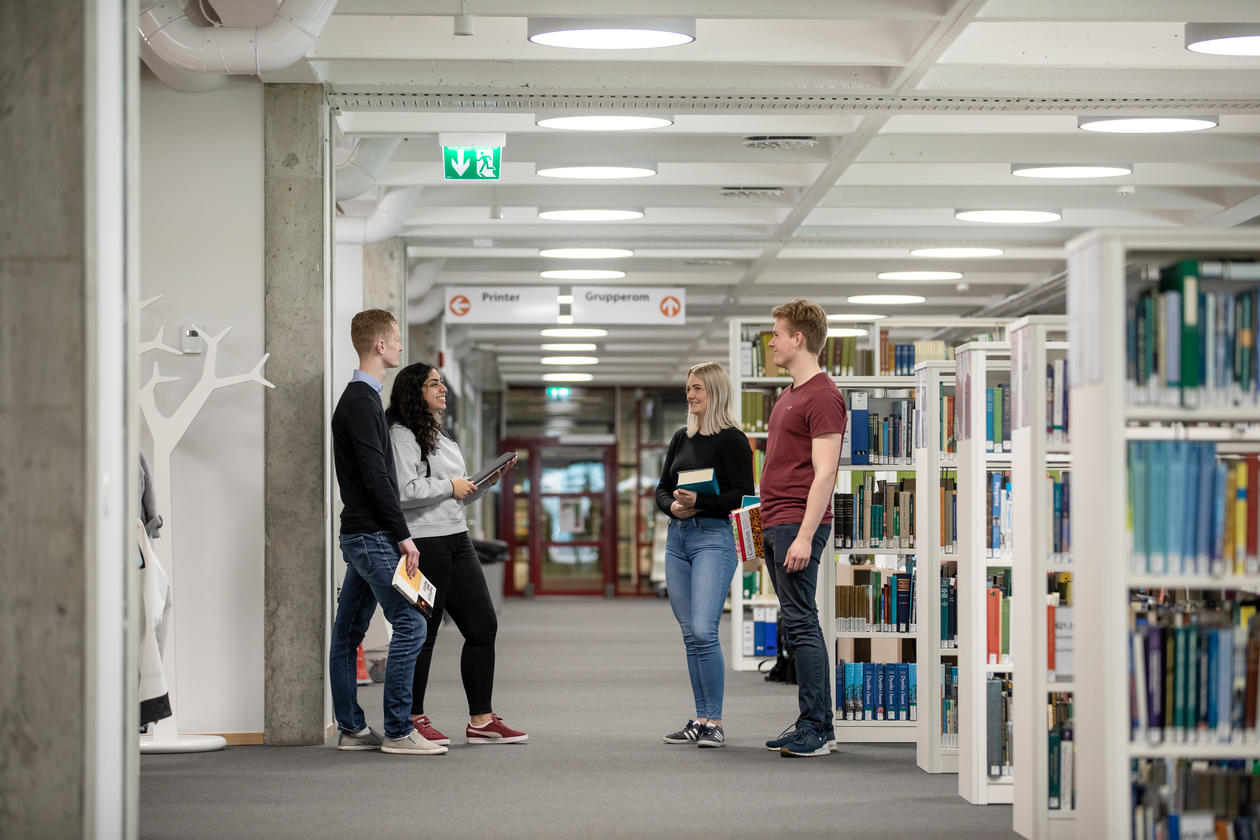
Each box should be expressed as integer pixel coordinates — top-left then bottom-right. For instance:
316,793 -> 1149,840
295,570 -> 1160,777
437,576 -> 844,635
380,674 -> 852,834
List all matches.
556,295 -> 575,304
877,270 -> 963,281
910,247 -> 1004,258
955,209 -> 1061,224
556,314 -> 574,324
827,328 -> 869,338
541,328 -> 608,338
537,164 -> 656,179
539,208 -> 644,221
827,313 -> 887,322
541,343 -> 596,352
1186,23 -> 1260,56
536,115 -> 673,131
528,18 -> 695,50
846,294 -> 926,305
1078,115 -> 1217,134
542,372 -> 594,382
541,356 -> 599,365
539,248 -> 633,259
540,269 -> 626,280
1011,163 -> 1133,179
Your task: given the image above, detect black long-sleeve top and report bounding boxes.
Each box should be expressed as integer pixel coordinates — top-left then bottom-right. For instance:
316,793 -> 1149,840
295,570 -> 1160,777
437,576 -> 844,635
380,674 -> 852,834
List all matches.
655,425 -> 756,520
332,381 -> 411,544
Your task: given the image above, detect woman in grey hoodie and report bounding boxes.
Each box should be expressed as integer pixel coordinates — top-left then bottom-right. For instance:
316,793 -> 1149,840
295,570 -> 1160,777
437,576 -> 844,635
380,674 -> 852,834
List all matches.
387,362 -> 527,746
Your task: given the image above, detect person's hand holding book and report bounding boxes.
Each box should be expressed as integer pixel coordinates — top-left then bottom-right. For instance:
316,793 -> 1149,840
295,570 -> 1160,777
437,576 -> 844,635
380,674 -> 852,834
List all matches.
671,489 -> 699,519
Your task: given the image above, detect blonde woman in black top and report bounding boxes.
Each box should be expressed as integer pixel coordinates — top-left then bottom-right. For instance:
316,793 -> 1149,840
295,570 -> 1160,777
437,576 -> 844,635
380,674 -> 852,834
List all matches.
656,361 -> 755,747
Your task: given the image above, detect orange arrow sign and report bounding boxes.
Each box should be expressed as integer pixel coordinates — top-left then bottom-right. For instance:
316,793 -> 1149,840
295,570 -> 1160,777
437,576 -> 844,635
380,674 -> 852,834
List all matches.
660,296 -> 682,318
449,295 -> 471,316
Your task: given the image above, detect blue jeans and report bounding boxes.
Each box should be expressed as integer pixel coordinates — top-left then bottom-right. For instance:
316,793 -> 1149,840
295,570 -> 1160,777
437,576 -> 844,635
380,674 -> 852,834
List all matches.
330,531 -> 427,739
763,522 -> 833,734
665,517 -> 739,720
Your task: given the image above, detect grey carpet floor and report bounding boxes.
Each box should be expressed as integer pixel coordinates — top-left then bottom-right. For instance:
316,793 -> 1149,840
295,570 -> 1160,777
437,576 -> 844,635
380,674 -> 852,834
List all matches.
141,597 -> 1019,839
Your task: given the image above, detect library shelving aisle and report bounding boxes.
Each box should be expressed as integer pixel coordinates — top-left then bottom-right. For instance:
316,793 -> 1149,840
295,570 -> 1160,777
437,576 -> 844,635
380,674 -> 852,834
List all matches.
914,360 -> 960,773
1068,229 -> 1260,839
955,341 -> 1015,805
1008,316 -> 1074,839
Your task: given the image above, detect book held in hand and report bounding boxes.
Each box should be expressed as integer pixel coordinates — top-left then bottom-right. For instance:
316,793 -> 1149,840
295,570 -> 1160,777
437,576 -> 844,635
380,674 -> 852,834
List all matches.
676,467 -> 720,495
392,557 -> 437,617
730,502 -> 764,567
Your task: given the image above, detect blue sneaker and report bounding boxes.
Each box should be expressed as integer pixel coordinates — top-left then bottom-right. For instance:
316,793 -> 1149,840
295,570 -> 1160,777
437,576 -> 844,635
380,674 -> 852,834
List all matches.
765,722 -> 803,751
780,726 -> 830,757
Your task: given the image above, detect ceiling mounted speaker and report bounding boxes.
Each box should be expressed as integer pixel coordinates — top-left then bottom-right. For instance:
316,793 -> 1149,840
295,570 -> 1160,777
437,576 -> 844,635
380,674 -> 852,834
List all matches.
742,136 -> 819,151
719,186 -> 784,199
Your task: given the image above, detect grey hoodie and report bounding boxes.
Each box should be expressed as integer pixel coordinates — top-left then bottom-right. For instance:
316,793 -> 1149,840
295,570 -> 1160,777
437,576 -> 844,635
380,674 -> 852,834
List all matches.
390,424 -> 469,538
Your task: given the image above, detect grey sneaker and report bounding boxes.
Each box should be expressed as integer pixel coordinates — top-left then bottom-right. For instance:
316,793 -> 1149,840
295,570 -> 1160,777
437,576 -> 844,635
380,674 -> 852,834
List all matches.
697,724 -> 726,748
337,727 -> 383,751
381,730 -> 448,755
663,719 -> 703,744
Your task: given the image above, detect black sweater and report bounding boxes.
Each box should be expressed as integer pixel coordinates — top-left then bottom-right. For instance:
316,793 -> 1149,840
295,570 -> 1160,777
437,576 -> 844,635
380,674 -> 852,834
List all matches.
332,381 -> 411,544
655,425 -> 756,520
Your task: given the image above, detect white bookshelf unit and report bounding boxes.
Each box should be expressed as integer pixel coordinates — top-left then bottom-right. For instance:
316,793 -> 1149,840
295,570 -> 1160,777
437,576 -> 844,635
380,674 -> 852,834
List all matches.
955,341 -> 1016,805
1008,316 -> 1074,839
914,360 -> 960,774
1067,229 -> 1260,839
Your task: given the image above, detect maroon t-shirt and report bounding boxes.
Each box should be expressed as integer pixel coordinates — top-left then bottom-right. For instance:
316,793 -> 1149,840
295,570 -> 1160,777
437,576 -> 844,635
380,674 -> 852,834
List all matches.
760,372 -> 848,529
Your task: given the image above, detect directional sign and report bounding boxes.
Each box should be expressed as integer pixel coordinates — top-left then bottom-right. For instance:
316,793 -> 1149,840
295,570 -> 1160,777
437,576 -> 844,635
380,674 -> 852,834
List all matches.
443,146 -> 501,181
571,287 -> 686,324
444,286 -> 559,323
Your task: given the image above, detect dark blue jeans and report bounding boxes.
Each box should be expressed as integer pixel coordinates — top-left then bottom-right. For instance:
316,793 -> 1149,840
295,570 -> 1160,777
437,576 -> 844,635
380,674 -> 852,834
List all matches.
762,522 -> 833,734
330,531 -> 427,739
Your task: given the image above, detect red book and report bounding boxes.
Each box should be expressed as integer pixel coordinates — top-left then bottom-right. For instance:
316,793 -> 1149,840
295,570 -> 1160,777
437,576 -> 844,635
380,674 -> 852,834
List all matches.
986,588 -> 1002,665
1248,454 -> 1258,563
1047,604 -> 1057,671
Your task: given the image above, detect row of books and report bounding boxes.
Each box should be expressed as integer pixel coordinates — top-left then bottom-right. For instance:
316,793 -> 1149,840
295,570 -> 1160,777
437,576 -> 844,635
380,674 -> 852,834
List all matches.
1127,442 -> 1259,577
1045,359 -> 1071,444
1132,758 -> 1260,840
1126,259 -> 1260,408
1047,693 -> 1075,811
1047,572 -> 1075,680
983,384 -> 1012,454
940,560 -> 959,648
987,676 -> 1014,779
880,333 -> 950,377
986,470 -> 1014,559
1045,471 -> 1072,564
837,661 -> 917,721
1129,606 -> 1260,745
985,566 -> 1013,666
939,389 -> 958,457
738,328 -> 879,379
849,392 -> 915,466
834,474 -> 916,549
739,389 -> 778,434
739,569 -> 773,601
941,663 -> 959,748
742,605 -> 779,657
835,566 -> 917,634
940,476 -> 959,550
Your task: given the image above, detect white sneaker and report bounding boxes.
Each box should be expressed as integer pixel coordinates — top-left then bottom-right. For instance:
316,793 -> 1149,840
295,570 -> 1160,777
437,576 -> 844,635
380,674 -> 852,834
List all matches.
381,730 -> 448,755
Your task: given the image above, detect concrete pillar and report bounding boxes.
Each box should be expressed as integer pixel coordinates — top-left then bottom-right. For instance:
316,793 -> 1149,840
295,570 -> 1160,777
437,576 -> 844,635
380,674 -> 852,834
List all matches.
363,237 -> 406,401
1,1 -> 135,837
263,84 -> 330,745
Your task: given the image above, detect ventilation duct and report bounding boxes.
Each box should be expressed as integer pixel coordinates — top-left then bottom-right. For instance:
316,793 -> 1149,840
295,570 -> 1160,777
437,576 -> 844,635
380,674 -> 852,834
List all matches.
742,136 -> 818,151
719,186 -> 784,199
408,286 -> 446,326
406,259 -> 445,303
335,187 -> 422,245
335,137 -> 403,201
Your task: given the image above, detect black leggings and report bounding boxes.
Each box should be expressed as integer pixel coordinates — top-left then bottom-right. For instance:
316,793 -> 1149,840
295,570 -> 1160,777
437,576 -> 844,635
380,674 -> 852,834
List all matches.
410,532 -> 498,716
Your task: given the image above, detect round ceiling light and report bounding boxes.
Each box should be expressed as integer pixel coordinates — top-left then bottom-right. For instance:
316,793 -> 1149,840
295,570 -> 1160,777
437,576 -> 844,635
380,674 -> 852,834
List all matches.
1078,115 -> 1218,134
541,343 -> 596,352
541,356 -> 599,365
955,209 -> 1062,224
541,328 -> 608,338
527,18 -> 695,50
827,328 -> 869,338
540,269 -> 626,280
539,248 -> 633,259
877,270 -> 964,281
846,294 -> 926,305
1011,163 -> 1134,179
536,115 -> 673,131
910,247 -> 1004,258
1186,23 -> 1260,56
542,372 -> 594,382
539,208 -> 644,221
537,164 -> 657,180
827,313 -> 887,322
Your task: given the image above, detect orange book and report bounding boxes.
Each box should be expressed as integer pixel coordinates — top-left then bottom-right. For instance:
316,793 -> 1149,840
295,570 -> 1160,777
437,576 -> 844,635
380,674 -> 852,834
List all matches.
1047,604 -> 1057,671
986,588 -> 1002,665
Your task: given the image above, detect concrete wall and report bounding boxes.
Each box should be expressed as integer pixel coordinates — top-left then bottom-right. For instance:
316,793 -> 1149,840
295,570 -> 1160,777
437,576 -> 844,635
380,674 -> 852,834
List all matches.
139,76 -> 266,736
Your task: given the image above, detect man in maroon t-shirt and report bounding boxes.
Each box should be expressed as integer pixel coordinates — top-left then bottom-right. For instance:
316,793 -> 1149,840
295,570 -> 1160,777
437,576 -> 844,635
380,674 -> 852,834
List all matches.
759,299 -> 848,758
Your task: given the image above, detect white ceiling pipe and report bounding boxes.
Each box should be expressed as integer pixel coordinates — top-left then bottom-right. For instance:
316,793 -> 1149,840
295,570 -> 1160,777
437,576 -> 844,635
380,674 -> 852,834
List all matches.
335,187 -> 422,245
138,0 -> 338,77
407,285 -> 446,326
336,138 -> 403,201
406,259 -> 446,302
140,36 -> 226,92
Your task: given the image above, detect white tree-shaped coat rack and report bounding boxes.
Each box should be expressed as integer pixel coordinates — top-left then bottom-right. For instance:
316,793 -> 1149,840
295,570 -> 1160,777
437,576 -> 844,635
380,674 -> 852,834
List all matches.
139,295 -> 274,753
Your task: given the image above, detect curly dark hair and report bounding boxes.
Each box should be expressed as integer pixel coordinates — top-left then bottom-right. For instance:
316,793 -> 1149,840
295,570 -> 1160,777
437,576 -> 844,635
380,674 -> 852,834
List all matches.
386,362 -> 443,458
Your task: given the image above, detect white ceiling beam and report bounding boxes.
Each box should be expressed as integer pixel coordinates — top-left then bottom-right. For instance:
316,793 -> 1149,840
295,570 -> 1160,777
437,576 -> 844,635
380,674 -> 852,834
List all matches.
917,65 -> 1260,98
1191,193 -> 1260,229
977,0 -> 1260,22
332,1 -> 953,20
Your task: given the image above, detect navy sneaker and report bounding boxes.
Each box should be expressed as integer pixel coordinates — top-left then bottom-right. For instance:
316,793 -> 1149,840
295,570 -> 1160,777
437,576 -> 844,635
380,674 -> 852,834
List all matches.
780,726 -> 830,757
765,722 -> 803,751
697,724 -> 726,748
664,719 -> 703,744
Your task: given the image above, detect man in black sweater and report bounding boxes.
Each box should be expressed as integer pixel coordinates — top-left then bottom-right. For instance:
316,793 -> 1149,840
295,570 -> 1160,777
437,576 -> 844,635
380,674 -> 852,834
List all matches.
329,309 -> 445,755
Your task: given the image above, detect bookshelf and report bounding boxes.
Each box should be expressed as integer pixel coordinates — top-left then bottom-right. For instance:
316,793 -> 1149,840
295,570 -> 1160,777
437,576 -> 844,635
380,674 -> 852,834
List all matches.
1008,316 -> 1074,839
913,360 -> 959,774
1067,229 -> 1260,839
955,341 -> 1016,805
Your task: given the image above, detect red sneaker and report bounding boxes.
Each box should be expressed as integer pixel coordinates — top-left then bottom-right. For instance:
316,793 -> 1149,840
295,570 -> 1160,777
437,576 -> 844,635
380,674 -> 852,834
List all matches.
466,714 -> 528,745
410,714 -> 450,746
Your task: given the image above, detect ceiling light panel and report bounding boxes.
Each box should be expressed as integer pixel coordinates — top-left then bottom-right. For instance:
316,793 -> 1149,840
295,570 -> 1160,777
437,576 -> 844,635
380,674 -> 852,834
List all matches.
1078,116 -> 1218,134
1186,23 -> 1260,56
847,295 -> 926,305
541,343 -> 596,351
827,328 -> 869,338
540,269 -> 626,280
539,248 -> 633,260
542,372 -> 594,382
527,18 -> 695,50
910,247 -> 1005,258
541,356 -> 599,365
536,165 -> 657,180
536,115 -> 674,131
955,209 -> 1062,224
877,271 -> 963,281
1011,163 -> 1133,179
827,313 -> 887,322
538,209 -> 644,221
541,328 -> 608,338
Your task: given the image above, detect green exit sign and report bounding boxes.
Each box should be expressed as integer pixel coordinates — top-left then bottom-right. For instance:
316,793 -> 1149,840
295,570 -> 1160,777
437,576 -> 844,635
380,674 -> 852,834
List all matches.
443,146 -> 501,180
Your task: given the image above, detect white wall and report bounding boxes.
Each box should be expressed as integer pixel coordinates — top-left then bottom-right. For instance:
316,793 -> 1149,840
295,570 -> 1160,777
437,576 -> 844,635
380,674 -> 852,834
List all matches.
139,76 -> 265,735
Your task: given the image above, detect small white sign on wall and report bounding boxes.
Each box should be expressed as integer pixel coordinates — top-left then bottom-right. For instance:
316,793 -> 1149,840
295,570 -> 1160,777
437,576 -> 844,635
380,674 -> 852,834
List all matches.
571,286 -> 685,324
445,286 -> 560,324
